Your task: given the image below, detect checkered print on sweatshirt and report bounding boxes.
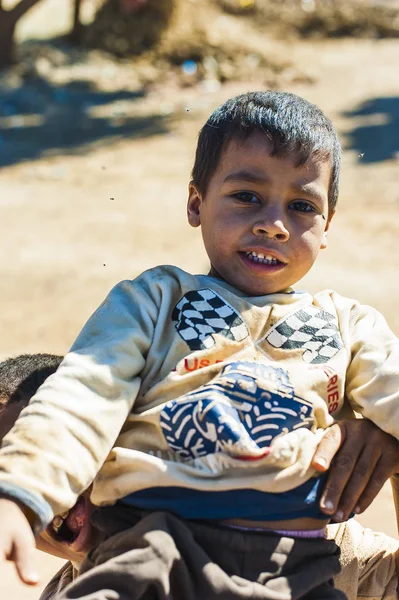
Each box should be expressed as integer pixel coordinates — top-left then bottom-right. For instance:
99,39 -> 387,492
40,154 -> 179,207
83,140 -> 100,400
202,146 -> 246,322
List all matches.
265,305 -> 343,364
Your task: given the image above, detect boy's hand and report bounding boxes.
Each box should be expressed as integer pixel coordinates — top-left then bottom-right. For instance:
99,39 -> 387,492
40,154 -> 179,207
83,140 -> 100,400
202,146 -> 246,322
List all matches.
311,419 -> 399,522
0,498 -> 39,585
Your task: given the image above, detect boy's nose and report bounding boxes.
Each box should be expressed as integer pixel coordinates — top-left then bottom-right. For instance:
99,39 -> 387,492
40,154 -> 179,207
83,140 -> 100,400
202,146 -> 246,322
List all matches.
252,212 -> 290,242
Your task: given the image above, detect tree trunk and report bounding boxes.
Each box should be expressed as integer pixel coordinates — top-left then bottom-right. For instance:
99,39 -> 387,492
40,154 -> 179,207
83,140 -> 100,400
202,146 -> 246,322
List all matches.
0,0 -> 42,69
70,0 -> 83,42
0,9 -> 16,68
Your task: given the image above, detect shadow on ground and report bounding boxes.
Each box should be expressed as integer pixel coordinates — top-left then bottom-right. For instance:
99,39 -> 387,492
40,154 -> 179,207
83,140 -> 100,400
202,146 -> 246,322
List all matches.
0,67 -> 169,168
342,96 -> 399,162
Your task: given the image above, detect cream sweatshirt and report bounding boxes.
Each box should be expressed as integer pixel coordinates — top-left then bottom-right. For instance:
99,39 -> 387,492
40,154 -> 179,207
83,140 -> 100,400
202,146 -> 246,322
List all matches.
0,265 -> 398,529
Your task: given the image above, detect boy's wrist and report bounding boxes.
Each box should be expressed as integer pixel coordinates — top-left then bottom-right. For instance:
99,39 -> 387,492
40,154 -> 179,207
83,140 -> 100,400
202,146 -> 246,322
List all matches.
0,482 -> 53,535
0,497 -> 31,524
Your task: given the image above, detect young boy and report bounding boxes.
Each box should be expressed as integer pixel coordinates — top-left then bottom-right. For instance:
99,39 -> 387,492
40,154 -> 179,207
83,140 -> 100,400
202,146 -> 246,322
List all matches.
1,353 -> 398,600
0,354 -> 100,565
0,354 -> 100,596
0,91 -> 399,599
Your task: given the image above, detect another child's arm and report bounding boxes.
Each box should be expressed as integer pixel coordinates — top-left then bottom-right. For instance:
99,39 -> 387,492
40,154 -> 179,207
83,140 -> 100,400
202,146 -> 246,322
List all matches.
0,498 -> 39,585
311,418 -> 399,522
0,275 -> 159,574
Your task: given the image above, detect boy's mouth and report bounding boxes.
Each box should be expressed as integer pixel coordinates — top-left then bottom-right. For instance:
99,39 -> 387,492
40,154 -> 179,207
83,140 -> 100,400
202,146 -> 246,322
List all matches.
47,495 -> 93,552
244,251 -> 283,266
241,250 -> 286,269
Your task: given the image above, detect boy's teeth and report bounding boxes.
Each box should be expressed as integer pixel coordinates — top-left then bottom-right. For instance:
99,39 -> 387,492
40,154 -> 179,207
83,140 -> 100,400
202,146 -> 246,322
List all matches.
246,251 -> 279,265
52,516 -> 64,533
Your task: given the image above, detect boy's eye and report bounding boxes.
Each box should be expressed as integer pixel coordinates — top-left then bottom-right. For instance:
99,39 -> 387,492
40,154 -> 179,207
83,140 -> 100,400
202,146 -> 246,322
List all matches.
233,192 -> 259,204
290,200 -> 317,213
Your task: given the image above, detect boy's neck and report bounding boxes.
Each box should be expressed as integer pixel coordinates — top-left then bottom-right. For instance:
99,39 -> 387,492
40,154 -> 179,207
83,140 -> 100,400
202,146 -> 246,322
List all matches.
206,268 -> 295,297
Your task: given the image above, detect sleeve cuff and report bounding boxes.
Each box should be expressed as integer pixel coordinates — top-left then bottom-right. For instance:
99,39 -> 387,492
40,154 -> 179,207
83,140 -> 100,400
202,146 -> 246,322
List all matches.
0,482 -> 53,535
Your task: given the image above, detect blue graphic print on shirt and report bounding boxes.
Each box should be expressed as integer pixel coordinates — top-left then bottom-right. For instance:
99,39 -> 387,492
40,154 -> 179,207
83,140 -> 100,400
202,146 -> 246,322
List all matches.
160,361 -> 314,461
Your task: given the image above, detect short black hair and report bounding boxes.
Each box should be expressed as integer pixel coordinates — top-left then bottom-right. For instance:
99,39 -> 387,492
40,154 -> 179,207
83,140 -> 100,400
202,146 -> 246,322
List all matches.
191,91 -> 341,214
0,353 -> 63,406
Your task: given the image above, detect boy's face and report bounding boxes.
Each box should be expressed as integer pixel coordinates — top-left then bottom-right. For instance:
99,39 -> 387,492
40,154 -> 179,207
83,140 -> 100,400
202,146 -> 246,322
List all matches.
188,131 -> 334,296
0,402 -> 98,563
37,490 -> 98,563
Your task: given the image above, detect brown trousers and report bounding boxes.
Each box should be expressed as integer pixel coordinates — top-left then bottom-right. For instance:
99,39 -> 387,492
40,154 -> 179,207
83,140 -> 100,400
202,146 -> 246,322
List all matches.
57,506 -> 347,600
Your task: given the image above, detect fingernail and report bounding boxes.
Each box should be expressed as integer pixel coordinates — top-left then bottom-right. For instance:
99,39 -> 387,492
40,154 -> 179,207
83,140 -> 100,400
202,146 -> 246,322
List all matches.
25,571 -> 39,584
354,505 -> 361,514
321,499 -> 335,512
334,510 -> 344,521
314,458 -> 327,469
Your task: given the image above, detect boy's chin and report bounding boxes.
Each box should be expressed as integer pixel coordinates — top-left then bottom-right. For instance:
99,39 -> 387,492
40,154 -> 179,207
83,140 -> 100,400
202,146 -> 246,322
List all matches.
38,495 -> 96,562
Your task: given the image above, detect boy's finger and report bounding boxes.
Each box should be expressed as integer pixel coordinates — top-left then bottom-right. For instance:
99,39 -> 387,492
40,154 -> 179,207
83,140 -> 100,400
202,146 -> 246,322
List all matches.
311,423 -> 343,471
12,533 -> 39,585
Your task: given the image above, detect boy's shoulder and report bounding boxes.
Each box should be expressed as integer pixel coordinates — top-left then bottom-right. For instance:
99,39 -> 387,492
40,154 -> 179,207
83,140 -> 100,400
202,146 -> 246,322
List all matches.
312,288 -> 361,313
113,265 -> 196,294
310,289 -> 393,337
111,265 -> 220,308
127,264 -> 199,285
312,288 -> 385,320
119,265 -> 238,298
135,264 -> 198,284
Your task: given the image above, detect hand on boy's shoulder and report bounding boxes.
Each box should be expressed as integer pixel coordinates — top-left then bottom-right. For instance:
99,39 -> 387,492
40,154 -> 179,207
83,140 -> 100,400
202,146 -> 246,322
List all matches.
312,419 -> 399,523
0,498 -> 39,585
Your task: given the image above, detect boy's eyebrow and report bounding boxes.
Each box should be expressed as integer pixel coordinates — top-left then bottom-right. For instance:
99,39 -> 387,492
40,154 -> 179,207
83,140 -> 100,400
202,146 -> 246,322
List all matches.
223,170 -> 270,184
290,183 -> 326,204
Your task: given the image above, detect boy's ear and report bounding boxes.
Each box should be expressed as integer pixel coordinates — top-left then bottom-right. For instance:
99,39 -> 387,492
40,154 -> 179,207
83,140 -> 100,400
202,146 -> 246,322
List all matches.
187,181 -> 203,228
320,209 -> 335,250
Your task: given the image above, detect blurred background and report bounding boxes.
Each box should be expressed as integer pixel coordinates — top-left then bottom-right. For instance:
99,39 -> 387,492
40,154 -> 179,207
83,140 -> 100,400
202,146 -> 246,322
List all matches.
1,0 -> 398,596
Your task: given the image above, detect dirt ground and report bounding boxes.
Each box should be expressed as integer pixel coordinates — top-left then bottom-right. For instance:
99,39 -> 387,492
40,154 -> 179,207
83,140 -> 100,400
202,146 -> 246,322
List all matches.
1,5 -> 399,597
